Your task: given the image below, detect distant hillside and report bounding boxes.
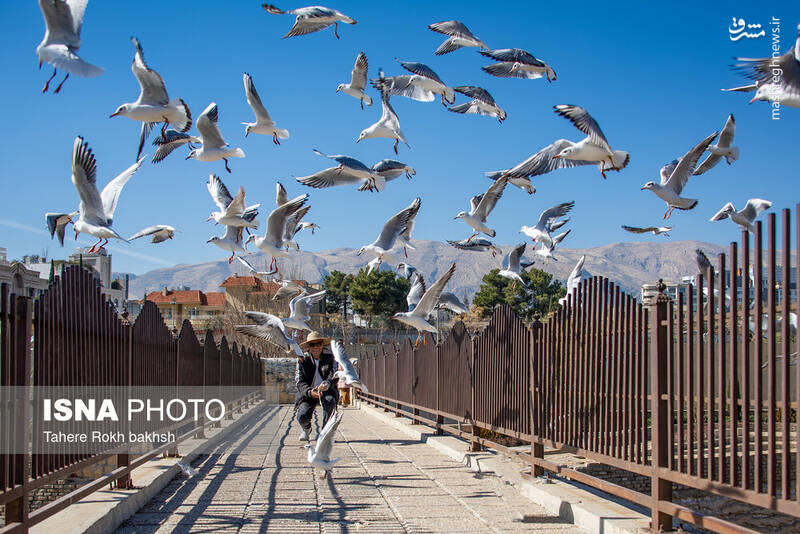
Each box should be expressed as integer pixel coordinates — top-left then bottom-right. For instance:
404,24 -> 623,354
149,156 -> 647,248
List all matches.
128,239 -> 727,301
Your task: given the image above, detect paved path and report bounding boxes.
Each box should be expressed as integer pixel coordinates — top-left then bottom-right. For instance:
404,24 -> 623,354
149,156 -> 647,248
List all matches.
114,405 -> 582,533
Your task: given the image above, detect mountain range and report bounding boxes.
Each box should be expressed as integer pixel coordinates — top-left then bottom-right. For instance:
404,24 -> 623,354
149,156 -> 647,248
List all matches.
127,239 -> 727,301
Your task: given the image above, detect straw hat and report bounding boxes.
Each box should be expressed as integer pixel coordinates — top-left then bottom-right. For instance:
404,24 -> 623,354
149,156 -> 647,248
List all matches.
299,331 -> 331,350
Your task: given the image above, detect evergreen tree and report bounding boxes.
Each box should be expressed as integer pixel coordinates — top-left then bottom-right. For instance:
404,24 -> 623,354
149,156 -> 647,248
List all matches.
348,269 -> 410,327
322,270 -> 354,318
472,267 -> 565,322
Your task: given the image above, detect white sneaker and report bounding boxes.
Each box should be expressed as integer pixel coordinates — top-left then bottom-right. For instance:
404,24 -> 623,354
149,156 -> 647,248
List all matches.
298,428 -> 310,441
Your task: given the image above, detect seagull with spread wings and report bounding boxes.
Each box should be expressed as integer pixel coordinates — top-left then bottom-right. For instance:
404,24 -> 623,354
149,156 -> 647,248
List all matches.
304,409 -> 343,479
242,72 -> 289,144
46,211 -> 79,246
337,52 -> 372,109
428,20 -> 487,55
621,225 -> 672,236
358,70 -> 409,154
151,130 -> 201,164
36,0 -> 103,93
374,59 -> 455,106
694,114 -> 739,175
70,137 -> 144,252
283,290 -> 326,331
480,48 -> 556,82
186,103 -> 245,173
447,237 -> 501,257
393,263 -> 456,346
449,86 -> 506,122
455,176 -> 508,241
710,198 -> 772,233
535,229 -> 571,260
207,224 -> 248,264
236,256 -> 278,278
245,194 -> 309,271
498,243 -> 528,287
262,4 -> 356,40
357,198 -> 421,267
520,201 -> 575,249
111,37 -> 191,160
206,174 -> 260,231
641,132 -> 718,219
559,255 -> 586,306
331,340 -> 366,392
128,225 -> 176,243
235,311 -> 303,356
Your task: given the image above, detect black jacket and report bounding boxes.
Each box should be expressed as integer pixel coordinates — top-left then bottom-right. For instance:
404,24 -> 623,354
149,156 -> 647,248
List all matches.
295,349 -> 339,404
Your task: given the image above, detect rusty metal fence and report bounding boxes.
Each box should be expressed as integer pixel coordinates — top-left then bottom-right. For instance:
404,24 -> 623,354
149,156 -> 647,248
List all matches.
358,205 -> 799,533
0,265 -> 264,533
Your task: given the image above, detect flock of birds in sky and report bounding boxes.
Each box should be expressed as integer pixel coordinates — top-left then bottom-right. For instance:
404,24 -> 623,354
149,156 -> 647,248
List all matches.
31,0 -> 800,478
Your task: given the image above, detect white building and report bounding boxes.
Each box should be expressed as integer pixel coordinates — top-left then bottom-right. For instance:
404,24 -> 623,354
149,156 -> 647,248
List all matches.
0,247 -> 49,298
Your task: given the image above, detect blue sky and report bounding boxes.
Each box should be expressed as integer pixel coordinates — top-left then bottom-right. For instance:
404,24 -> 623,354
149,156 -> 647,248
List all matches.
1,1 -> 798,275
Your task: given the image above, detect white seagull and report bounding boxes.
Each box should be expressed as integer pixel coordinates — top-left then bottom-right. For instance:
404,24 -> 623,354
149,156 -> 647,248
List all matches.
485,170 -> 535,195
498,243 -> 527,287
559,255 -> 585,306
454,175 -> 508,240
331,340 -> 367,392
437,292 -> 469,315
480,48 -> 556,82
694,114 -> 739,175
312,149 -> 382,190
392,263 -> 456,346
723,24 -> 800,108
641,132 -> 718,219
262,4 -> 356,39
151,130 -> 201,164
186,103 -> 246,173
283,290 -> 326,331
621,225 -> 673,236
243,72 -> 289,144
520,201 -> 575,249
357,198 -> 421,267
406,272 -> 426,312
710,199 -> 772,233
235,311 -> 303,356
449,86 -> 506,122
281,205 -> 312,250
236,256 -> 278,278
128,225 -> 176,243
303,409 -> 343,479
46,211 -> 79,246
535,229 -> 571,260
446,237 -> 501,257
246,194 -> 309,271
272,279 -> 305,300
358,70 -> 409,154
372,159 -> 416,181
110,37 -> 192,160
206,174 -> 260,231
375,59 -> 455,106
428,20 -> 487,55
37,0 -> 103,93
337,52 -> 372,109
207,224 -> 248,264
70,137 -> 143,252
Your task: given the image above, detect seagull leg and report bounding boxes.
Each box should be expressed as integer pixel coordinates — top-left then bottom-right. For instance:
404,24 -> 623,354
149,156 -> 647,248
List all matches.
228,251 -> 235,264
160,120 -> 169,139
224,158 -> 231,173
42,67 -> 58,93
334,22 -> 340,39
53,73 -> 69,94
273,133 -> 280,145
404,247 -> 408,258
441,95 -> 447,107
414,331 -> 421,348
360,98 -> 364,110
393,139 -> 399,155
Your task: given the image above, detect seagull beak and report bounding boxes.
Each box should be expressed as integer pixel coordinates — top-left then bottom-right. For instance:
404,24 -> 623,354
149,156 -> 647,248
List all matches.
206,238 -> 213,243
185,153 -> 192,160
640,185 -> 647,190
552,154 -> 561,159
109,111 -> 120,118
356,138 -> 361,143
74,229 -> 79,239
748,95 -> 758,104
39,60 -> 43,69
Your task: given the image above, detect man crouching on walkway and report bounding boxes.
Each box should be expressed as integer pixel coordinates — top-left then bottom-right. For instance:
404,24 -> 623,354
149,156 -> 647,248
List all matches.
295,331 -> 339,441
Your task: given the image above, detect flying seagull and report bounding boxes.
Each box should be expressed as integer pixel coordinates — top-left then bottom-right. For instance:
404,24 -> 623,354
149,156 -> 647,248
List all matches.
282,205 -> 319,250
446,237 -> 501,257
236,256 -> 278,278
304,409 -> 343,479
621,225 -> 672,236
372,159 -> 416,181
272,279 -> 304,300
283,290 -> 326,331
710,198 -> 772,233
151,130 -> 201,164
243,72 -> 289,144
723,24 -> 800,108
449,86 -> 506,122
498,243 -> 528,287
406,272 -> 425,312
128,225 -> 176,243
393,263 -> 456,346
111,37 -> 192,160
535,229 -> 571,260
375,59 -> 455,106
454,175 -> 508,240
485,170 -> 534,195
358,198 -> 421,267
428,20 -> 487,55
437,292 -> 469,315
559,255 -> 585,306
331,340 -> 367,392
186,103 -> 246,173
312,149 -> 382,191
480,48 -> 556,82
520,201 -> 575,248
70,137 -> 144,252
235,311 -> 303,356
46,211 -> 79,246
358,70 -> 410,154
36,0 -> 103,93
206,174 -> 260,231
337,52 -> 372,109
207,224 -> 248,264
694,114 -> 739,175
262,4 -> 356,39
641,132 -> 718,219
246,194 -> 309,271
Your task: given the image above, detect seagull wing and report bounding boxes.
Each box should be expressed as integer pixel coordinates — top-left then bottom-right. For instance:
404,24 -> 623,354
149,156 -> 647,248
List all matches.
413,263 -> 456,318
500,139 -> 596,178
243,72 -> 271,121
621,225 -> 650,234
398,60 -> 445,84
236,255 -> 257,274
295,167 -> 364,189
99,153 -> 142,225
130,37 -> 169,106
718,114 -> 736,147
350,52 -> 369,91
536,202 -> 575,229
276,182 -> 289,206
372,198 -> 420,250
567,255 -> 585,294
331,340 -> 365,391
314,410 -> 343,462
283,205 -> 310,241
503,243 -> 526,271
41,0 -> 82,48
479,48 -> 543,66
207,174 -> 234,212
196,102 -> 226,149
266,194 -> 308,246
151,130 -> 193,163
710,203 -> 734,222
70,136 -> 106,225
437,293 -> 469,314
128,225 -> 170,241
454,85 -> 496,106
665,132 -> 718,195
372,75 -> 436,102
225,186 -> 247,217
406,274 -> 426,312
553,105 -> 610,152
428,20 -> 480,41
696,249 -> 713,274
740,198 -> 772,221
473,176 -> 508,221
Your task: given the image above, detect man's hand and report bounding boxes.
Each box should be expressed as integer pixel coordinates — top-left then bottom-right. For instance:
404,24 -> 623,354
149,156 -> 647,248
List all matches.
310,387 -> 321,399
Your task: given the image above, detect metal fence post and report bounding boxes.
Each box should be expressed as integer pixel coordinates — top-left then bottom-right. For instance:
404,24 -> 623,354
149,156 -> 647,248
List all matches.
648,280 -> 673,531
470,333 -> 481,452
530,313 -> 544,477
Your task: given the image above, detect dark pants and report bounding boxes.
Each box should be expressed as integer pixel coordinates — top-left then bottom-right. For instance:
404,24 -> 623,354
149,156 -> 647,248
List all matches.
296,392 -> 338,430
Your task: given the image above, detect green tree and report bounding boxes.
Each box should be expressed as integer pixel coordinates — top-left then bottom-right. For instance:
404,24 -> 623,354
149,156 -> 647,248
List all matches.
472,267 -> 565,322
348,269 -> 410,327
323,270 -> 354,318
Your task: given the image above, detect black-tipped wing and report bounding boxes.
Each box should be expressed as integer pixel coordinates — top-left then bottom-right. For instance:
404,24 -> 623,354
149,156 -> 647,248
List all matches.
553,105 -> 610,152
